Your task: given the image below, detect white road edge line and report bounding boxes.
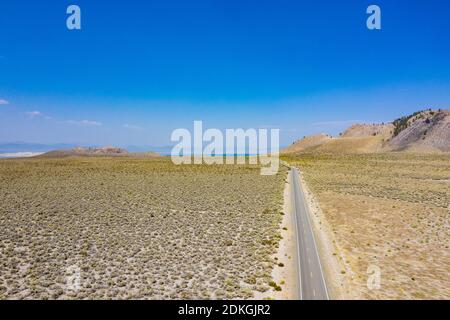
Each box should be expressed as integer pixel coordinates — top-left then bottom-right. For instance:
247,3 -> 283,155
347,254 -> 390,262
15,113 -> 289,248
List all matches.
291,170 -> 303,300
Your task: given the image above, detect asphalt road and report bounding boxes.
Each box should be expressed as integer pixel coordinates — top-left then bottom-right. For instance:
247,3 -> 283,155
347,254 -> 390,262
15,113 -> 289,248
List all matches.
291,168 -> 329,300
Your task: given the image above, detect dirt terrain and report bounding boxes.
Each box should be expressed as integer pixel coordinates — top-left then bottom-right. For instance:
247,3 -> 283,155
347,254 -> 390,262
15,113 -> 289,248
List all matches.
283,153 -> 450,299
0,157 -> 287,299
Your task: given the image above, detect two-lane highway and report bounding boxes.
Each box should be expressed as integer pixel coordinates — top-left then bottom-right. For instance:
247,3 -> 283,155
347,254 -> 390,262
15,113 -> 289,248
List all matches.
291,168 -> 329,300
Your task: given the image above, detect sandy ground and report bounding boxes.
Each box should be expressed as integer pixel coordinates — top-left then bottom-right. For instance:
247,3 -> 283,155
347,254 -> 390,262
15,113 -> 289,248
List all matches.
254,170 -> 298,300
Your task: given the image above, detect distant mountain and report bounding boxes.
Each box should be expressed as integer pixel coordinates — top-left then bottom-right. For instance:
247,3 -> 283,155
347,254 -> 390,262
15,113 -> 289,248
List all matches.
38,146 -> 161,158
282,109 -> 450,154
0,142 -> 76,153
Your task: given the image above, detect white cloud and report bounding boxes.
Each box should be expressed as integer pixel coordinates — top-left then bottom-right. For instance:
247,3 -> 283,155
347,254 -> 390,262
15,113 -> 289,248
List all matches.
312,120 -> 364,126
25,111 -> 43,118
256,125 -> 281,129
66,119 -> 103,126
0,99 -> 9,105
123,123 -> 144,130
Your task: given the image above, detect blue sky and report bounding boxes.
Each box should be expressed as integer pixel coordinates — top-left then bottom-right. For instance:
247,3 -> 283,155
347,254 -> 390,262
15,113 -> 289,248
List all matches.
1,0 -> 450,148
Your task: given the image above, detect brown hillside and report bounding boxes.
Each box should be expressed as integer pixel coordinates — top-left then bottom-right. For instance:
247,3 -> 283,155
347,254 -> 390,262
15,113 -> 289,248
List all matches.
283,109 -> 449,154
283,134 -> 332,154
342,123 -> 394,138
312,136 -> 386,154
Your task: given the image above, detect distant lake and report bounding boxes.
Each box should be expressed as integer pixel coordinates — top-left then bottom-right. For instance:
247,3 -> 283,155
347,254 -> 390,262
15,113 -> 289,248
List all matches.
0,152 -> 44,158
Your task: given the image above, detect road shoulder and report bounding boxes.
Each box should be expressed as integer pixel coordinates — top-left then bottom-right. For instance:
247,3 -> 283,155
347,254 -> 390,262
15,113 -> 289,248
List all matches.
254,170 -> 299,300
297,169 -> 347,300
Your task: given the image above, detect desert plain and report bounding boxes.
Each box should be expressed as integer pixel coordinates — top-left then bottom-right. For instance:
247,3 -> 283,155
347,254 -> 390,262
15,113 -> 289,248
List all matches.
0,157 -> 288,299
283,152 -> 449,299
0,150 -> 448,300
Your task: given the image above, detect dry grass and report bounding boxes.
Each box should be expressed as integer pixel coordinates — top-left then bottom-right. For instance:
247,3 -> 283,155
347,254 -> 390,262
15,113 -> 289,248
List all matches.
283,153 -> 450,299
0,157 -> 286,300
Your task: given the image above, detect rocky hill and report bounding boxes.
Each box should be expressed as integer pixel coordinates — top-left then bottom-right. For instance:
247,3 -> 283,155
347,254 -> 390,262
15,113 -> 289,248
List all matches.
283,109 -> 449,154
388,109 -> 450,152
